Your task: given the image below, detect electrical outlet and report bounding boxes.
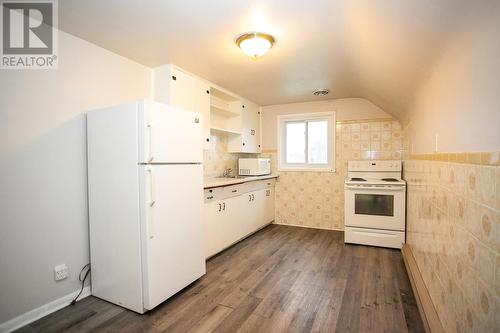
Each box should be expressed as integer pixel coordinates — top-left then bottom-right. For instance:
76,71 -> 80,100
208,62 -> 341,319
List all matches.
54,264 -> 68,281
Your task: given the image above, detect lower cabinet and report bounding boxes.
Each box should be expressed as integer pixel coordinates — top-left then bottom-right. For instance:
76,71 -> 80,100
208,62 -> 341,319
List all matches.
204,180 -> 275,258
264,187 -> 275,225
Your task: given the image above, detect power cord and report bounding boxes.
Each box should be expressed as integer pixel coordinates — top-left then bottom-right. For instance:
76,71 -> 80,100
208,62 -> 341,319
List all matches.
70,263 -> 91,305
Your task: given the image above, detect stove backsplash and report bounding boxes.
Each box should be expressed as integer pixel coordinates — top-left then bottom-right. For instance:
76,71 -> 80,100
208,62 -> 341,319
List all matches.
263,118 -> 404,231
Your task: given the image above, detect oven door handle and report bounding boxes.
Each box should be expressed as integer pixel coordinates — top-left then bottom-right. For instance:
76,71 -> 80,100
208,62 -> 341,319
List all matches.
345,185 -> 405,191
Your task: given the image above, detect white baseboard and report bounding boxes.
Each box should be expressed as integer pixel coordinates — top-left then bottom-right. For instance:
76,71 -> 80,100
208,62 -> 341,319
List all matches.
0,286 -> 91,333
273,221 -> 344,232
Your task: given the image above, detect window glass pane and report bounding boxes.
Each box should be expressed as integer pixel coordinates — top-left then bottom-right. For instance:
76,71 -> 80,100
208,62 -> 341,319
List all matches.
307,120 -> 328,164
286,121 -> 306,163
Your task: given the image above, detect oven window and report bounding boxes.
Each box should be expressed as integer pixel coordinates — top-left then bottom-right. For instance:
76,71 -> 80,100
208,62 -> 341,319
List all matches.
355,194 -> 394,216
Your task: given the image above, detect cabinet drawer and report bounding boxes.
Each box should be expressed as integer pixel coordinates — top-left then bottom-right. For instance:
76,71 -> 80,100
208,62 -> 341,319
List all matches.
246,179 -> 275,192
223,184 -> 243,198
204,187 -> 225,202
205,178 -> 276,201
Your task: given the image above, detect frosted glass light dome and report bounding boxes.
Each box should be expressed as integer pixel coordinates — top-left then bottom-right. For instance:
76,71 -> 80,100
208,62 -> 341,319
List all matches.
236,33 -> 275,58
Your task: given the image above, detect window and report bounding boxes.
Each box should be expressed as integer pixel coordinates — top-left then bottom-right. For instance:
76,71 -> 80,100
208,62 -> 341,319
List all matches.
277,112 -> 335,172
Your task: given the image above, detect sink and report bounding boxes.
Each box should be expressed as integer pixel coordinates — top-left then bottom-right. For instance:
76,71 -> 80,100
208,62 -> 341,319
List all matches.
215,175 -> 246,179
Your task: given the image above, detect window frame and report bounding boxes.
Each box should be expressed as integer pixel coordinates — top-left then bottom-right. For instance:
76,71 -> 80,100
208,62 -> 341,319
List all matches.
277,111 -> 335,172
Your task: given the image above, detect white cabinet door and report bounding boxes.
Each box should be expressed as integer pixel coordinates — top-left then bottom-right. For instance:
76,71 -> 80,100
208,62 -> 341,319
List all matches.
222,196 -> 244,247
204,200 -> 226,258
192,79 -> 211,149
227,100 -> 261,153
240,191 -> 256,238
205,195 -> 244,258
140,164 -> 205,310
241,101 -> 261,153
153,65 -> 211,150
253,189 -> 268,229
240,190 -> 265,235
264,187 -> 275,225
139,101 -> 203,163
169,67 -> 196,111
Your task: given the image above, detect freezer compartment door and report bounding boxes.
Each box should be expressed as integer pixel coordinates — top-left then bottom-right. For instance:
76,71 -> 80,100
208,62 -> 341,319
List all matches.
139,164 -> 206,310
138,100 -> 203,163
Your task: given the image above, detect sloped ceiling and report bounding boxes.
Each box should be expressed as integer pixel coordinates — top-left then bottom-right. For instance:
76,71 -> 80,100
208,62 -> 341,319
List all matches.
58,0 -> 479,120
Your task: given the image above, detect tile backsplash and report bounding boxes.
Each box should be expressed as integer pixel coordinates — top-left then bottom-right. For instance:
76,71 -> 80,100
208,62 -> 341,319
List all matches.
404,158 -> 499,333
203,132 -> 256,178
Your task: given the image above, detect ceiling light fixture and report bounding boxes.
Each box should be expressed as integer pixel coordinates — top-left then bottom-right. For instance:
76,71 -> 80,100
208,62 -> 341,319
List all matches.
235,32 -> 275,58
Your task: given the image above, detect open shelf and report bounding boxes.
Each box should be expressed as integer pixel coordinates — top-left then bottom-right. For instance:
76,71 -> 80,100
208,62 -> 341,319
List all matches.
210,87 -> 241,117
211,105 -> 240,117
210,126 -> 241,135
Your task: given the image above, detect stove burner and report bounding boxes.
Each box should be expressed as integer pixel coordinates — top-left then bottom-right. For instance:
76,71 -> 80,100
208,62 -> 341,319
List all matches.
351,177 -> 366,181
381,178 -> 399,182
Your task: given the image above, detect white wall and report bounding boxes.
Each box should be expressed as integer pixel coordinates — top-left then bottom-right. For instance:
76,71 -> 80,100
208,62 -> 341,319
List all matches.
0,30 -> 151,325
261,98 -> 392,150
407,3 -> 500,153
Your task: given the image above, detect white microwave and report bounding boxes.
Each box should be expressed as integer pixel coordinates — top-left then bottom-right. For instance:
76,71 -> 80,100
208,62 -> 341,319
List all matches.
238,158 -> 271,176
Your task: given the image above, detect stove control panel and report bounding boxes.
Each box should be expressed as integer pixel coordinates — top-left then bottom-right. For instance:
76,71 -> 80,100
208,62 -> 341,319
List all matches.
348,160 -> 402,172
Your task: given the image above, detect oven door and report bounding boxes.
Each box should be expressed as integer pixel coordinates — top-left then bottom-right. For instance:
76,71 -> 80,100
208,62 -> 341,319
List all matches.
344,185 -> 405,231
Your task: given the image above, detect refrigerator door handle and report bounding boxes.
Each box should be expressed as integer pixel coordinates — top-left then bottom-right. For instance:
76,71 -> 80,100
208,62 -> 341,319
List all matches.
147,123 -> 154,162
147,168 -> 155,239
148,168 -> 156,207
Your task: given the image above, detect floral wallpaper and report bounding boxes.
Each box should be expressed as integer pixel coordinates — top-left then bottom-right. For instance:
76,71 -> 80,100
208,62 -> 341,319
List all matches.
404,157 -> 499,333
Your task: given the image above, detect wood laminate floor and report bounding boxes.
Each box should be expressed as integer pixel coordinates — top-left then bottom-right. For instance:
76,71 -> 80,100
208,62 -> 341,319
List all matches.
17,225 -> 424,333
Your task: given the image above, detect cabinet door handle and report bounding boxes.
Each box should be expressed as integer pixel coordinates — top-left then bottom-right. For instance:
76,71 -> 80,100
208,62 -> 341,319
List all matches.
207,195 -> 213,199
232,189 -> 237,193
223,202 -> 226,211
251,129 -> 255,135
249,195 -> 252,202
218,203 -> 221,212
266,190 -> 270,196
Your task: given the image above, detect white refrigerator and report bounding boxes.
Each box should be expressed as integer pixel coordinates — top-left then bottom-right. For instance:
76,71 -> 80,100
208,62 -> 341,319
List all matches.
87,99 -> 205,313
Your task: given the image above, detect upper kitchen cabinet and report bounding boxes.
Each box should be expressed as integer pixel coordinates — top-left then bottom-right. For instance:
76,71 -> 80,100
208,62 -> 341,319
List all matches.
152,65 -> 211,149
209,86 -> 242,136
153,64 -> 261,153
227,99 -> 261,153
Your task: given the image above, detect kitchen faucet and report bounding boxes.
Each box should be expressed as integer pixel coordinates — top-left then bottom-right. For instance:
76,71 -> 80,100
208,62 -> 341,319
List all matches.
223,168 -> 233,178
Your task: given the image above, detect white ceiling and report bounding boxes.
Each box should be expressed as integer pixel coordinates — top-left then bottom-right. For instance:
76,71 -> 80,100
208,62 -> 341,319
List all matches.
58,0 -> 478,119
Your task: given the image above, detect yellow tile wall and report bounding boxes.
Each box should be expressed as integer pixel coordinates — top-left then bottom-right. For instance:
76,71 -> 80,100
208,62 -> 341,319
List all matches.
404,158 -> 500,333
263,118 -> 403,230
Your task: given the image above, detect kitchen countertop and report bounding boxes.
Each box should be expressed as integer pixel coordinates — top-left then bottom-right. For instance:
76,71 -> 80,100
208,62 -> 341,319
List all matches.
204,174 -> 278,189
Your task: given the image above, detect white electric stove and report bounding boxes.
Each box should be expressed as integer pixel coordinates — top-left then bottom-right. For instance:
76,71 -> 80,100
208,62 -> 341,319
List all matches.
344,160 -> 406,249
